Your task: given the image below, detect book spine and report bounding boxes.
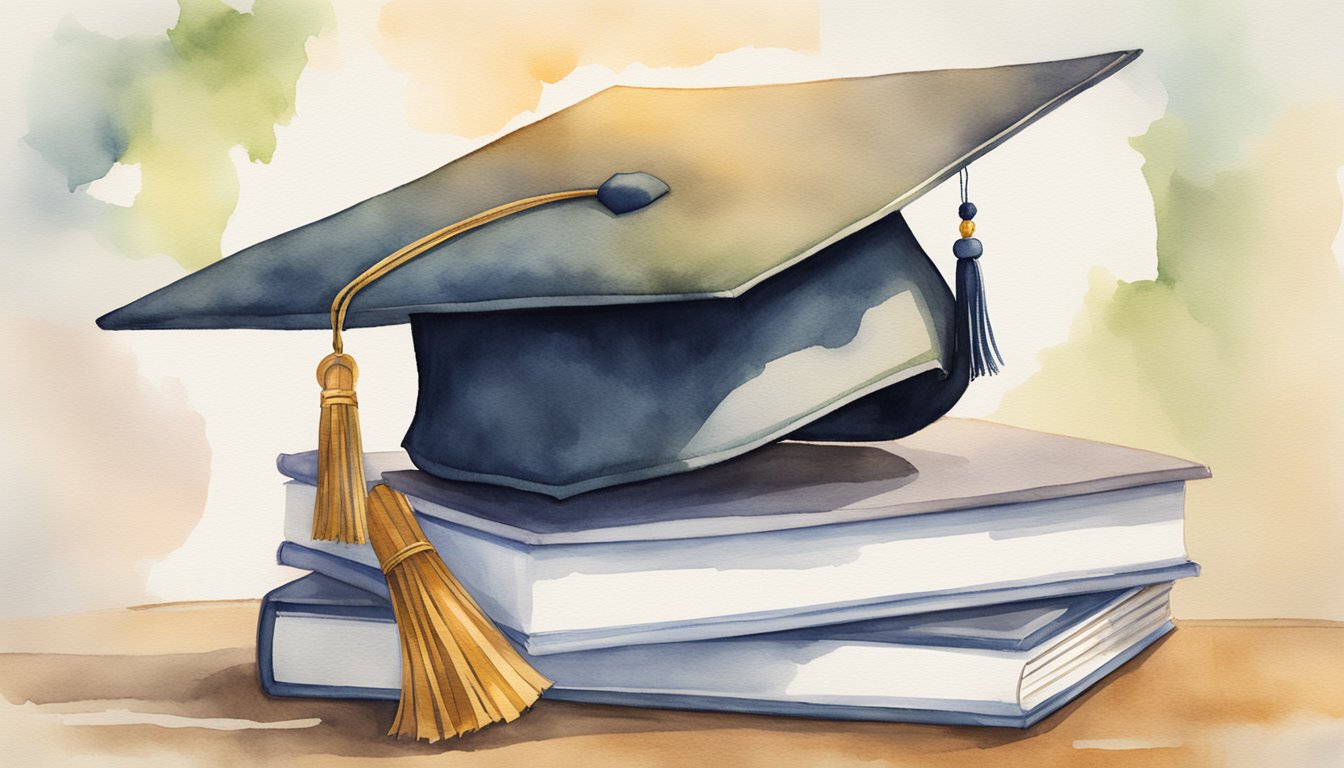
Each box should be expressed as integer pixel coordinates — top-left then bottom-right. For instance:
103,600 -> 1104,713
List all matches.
256,590 -> 402,701
255,587 -> 283,697
276,542 -> 390,600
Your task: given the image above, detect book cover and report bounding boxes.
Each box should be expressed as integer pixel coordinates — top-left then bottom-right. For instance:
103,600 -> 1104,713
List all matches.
277,540 -> 1198,654
277,419 -> 1210,543
276,420 -> 1204,652
259,574 -> 1177,728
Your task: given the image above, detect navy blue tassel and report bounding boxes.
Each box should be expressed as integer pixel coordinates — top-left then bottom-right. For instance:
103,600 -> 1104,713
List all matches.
954,169 -> 1002,379
955,253 -> 1003,378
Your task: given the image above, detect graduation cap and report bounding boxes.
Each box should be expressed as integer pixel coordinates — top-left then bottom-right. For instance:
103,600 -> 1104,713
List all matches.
98,50 -> 1141,739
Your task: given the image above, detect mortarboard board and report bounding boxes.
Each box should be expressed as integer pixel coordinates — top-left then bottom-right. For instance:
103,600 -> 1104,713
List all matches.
97,50 -> 1143,740
99,50 -> 1142,498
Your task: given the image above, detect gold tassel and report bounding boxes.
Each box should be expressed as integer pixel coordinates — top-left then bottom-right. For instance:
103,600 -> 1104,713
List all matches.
310,186 -> 608,546
309,178 -> 664,735
367,483 -> 551,741
313,352 -> 367,543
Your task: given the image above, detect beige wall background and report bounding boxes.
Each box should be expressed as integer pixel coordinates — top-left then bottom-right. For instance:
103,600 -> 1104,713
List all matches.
2,0 -> 1340,620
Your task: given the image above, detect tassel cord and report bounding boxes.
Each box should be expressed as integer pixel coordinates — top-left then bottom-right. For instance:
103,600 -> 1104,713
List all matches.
327,188 -> 597,355
313,187 -> 599,544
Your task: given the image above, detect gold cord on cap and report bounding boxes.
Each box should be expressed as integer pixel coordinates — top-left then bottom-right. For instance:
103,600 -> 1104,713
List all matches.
311,187 -> 598,544
328,188 -> 598,355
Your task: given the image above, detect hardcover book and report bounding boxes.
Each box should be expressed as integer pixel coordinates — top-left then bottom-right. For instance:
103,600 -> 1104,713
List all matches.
276,419 -> 1206,653
259,574 -> 1177,728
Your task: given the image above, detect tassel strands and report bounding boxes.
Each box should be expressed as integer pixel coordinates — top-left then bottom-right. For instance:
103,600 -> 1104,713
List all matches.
953,168 -> 1003,379
368,484 -> 552,741
313,352 -> 368,543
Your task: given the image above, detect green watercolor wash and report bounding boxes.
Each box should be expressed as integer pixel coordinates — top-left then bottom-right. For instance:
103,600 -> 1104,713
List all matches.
997,99 -> 1344,619
25,0 -> 333,270
999,104 -> 1344,469
996,0 -> 1344,485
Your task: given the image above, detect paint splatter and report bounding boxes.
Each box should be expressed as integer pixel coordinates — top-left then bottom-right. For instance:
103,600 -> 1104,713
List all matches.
25,0 -> 333,270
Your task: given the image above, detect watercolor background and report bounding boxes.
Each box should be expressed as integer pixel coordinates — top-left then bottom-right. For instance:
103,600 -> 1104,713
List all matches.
1,0 -> 1340,633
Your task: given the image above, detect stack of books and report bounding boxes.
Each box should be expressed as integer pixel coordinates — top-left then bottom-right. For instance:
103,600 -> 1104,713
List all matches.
259,418 -> 1207,727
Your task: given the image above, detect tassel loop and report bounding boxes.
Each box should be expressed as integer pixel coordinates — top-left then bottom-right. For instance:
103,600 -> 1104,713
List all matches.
368,484 -> 552,741
313,352 -> 368,543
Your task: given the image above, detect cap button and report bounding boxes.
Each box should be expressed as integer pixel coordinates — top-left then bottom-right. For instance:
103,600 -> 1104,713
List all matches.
597,172 -> 670,214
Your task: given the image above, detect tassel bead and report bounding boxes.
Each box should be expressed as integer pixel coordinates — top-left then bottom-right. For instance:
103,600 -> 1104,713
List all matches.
952,237 -> 984,259
958,201 -> 977,220
959,219 -> 976,238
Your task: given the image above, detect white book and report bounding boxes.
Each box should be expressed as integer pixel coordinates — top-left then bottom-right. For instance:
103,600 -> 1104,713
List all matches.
260,575 -> 1176,728
278,419 -> 1206,653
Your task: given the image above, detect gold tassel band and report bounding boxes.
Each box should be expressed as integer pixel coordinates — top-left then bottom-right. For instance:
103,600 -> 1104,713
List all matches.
320,389 -> 358,407
381,540 -> 436,574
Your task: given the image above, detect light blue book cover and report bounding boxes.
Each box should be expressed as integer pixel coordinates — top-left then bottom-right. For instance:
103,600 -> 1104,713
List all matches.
277,540 -> 1197,654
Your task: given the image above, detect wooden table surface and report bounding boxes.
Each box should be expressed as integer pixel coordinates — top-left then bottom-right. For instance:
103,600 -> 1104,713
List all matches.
1,602 -> 1341,767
